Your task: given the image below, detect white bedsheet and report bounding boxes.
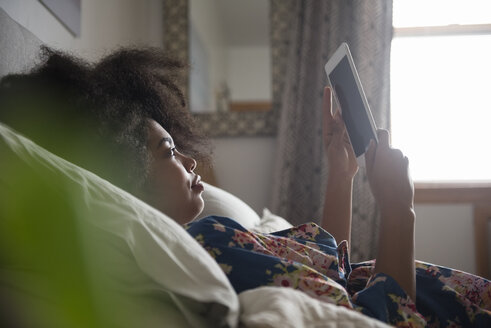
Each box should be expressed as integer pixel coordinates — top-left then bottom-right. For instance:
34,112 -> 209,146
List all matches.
239,286 -> 391,328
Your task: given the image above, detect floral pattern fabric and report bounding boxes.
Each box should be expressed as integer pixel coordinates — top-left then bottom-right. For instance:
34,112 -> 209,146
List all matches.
185,216 -> 491,327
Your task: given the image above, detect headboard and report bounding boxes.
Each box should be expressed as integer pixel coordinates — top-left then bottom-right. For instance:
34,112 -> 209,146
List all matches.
0,8 -> 42,78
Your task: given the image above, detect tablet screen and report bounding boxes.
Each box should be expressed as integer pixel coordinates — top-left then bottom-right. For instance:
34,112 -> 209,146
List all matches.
328,57 -> 376,157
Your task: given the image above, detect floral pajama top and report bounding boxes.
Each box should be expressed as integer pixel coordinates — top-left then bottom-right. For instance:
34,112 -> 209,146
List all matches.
185,216 -> 491,327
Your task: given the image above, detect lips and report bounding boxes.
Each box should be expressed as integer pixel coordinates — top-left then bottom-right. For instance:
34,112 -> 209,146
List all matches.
191,175 -> 204,192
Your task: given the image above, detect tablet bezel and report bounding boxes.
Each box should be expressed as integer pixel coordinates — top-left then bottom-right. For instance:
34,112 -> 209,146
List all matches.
324,42 -> 378,157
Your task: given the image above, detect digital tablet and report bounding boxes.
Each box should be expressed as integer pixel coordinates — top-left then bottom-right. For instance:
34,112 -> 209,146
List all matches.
324,43 -> 378,157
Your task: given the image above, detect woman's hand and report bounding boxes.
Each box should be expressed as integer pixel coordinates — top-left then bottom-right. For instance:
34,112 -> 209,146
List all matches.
365,129 -> 416,300
321,87 -> 357,248
365,129 -> 414,212
322,87 -> 358,180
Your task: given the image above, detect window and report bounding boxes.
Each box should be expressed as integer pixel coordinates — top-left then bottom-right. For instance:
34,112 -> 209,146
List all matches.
391,0 -> 491,182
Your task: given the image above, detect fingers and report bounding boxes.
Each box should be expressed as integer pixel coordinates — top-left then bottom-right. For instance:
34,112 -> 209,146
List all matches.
366,129 -> 411,177
322,87 -> 331,148
365,139 -> 376,172
346,137 -> 357,163
334,108 -> 342,122
322,86 -> 336,149
377,129 -> 390,148
323,86 -> 333,120
366,129 -> 389,172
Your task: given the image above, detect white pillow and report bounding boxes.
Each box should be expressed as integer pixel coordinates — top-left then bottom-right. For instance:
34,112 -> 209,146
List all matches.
239,286 -> 391,328
252,208 -> 293,234
0,123 -> 239,328
198,182 -> 261,229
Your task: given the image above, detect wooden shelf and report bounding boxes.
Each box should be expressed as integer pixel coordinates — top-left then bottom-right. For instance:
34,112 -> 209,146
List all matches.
229,101 -> 272,112
415,182 -> 491,203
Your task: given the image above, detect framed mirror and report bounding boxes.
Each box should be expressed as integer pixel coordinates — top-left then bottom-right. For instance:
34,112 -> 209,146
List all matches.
188,0 -> 271,115
163,0 -> 295,137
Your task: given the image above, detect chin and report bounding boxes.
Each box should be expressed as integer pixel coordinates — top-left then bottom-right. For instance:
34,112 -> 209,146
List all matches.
190,199 -> 205,221
176,198 -> 204,225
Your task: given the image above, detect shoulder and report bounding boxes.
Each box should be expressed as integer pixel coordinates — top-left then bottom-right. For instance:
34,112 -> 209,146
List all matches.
184,215 -> 248,233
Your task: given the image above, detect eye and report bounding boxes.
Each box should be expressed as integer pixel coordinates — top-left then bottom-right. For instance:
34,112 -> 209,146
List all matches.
169,147 -> 177,157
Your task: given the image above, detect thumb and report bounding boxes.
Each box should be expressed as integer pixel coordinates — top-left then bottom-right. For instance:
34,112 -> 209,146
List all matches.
377,129 -> 390,148
323,86 -> 333,120
322,86 -> 333,146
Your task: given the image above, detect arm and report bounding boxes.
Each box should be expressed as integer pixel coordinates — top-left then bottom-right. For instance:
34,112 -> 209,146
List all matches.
321,87 -> 358,248
365,130 -> 416,300
323,172 -> 353,246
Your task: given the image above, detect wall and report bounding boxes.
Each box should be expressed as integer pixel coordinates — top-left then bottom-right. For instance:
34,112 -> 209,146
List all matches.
211,136 -> 276,215
0,0 -> 164,60
414,204 -> 476,274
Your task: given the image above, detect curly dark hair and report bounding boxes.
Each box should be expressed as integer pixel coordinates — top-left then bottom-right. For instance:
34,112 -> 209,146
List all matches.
0,46 -> 211,192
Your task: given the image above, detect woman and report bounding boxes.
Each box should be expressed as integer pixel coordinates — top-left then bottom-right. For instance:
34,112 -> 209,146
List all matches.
1,47 -> 489,327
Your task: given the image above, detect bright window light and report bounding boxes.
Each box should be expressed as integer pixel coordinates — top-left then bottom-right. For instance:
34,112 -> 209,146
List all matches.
393,0 -> 491,27
391,1 -> 491,182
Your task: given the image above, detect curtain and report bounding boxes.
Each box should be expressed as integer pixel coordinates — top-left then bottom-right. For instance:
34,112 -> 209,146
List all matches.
270,0 -> 393,261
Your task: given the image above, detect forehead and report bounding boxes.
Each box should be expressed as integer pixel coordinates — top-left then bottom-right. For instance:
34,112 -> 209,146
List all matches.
146,119 -> 173,147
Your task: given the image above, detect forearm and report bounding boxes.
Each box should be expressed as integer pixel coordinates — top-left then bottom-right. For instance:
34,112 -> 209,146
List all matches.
322,174 -> 353,247
374,205 -> 416,300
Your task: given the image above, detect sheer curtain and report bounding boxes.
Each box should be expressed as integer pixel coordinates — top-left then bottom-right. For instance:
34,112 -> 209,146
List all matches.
270,0 -> 393,261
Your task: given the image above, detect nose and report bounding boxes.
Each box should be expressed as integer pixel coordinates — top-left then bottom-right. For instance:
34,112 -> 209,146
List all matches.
181,153 -> 197,173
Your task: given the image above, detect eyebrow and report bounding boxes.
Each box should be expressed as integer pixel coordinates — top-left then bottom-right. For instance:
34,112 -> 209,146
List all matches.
157,137 -> 174,149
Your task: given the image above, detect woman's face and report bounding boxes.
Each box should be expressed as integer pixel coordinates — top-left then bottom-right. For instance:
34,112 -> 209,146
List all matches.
143,119 -> 204,224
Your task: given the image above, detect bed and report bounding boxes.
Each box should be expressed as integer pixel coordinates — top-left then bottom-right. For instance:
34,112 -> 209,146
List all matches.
0,7 -> 390,327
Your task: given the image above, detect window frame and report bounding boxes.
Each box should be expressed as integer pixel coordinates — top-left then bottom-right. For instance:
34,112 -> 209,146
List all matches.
393,23 -> 491,38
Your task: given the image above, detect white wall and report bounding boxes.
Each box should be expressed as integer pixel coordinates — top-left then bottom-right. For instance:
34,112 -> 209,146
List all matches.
414,204 -> 476,274
211,136 -> 277,215
0,0 -> 164,60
